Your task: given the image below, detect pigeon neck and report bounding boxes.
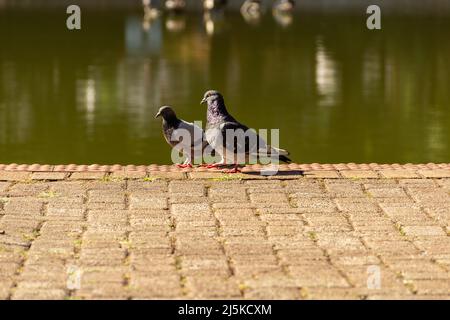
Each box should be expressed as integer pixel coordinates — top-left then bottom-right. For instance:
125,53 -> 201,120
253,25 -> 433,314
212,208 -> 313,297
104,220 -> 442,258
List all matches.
163,116 -> 180,127
207,98 -> 230,124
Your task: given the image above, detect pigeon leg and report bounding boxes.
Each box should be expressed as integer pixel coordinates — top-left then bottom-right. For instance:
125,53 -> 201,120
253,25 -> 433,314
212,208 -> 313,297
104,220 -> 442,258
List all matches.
205,163 -> 224,169
206,159 -> 227,169
177,164 -> 193,168
199,163 -> 213,167
203,157 -> 225,169
177,158 -> 193,168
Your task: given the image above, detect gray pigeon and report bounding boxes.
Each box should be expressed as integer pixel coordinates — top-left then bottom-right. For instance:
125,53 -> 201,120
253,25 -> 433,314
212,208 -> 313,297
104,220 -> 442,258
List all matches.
203,0 -> 227,11
273,0 -> 295,13
200,90 -> 291,172
155,106 -> 209,167
241,0 -> 262,25
165,0 -> 186,13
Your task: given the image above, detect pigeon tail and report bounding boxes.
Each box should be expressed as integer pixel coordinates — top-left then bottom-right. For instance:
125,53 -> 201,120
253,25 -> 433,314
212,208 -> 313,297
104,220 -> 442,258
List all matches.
251,145 -> 292,163
270,146 -> 290,156
278,154 -> 292,163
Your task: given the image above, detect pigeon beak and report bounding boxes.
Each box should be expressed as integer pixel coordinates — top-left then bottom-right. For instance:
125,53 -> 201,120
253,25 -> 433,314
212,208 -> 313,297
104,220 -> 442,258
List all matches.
155,111 -> 161,118
200,97 -> 206,105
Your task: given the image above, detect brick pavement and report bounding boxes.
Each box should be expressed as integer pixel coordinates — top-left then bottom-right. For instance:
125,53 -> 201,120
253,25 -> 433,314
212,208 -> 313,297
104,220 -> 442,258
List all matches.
0,165 -> 449,300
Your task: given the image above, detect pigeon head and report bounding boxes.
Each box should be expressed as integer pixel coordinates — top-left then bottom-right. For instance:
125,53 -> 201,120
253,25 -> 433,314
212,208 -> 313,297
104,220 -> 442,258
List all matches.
155,106 -> 177,121
201,90 -> 233,124
200,90 -> 224,105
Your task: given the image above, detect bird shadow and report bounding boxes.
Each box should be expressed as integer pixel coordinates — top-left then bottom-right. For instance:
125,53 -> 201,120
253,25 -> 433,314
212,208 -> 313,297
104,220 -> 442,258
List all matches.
242,170 -> 304,177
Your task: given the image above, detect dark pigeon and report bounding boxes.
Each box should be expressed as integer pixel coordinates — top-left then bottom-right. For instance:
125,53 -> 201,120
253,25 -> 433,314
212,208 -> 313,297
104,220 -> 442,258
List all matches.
200,90 -> 291,172
203,0 -> 227,11
155,106 -> 210,167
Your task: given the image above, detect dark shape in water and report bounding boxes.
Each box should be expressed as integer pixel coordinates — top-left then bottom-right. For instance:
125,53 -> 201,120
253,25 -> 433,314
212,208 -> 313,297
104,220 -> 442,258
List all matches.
203,0 -> 228,11
165,0 -> 186,13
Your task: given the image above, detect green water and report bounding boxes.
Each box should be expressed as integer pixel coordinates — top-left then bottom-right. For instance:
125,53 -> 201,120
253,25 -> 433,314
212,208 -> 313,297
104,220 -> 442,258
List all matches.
0,7 -> 449,165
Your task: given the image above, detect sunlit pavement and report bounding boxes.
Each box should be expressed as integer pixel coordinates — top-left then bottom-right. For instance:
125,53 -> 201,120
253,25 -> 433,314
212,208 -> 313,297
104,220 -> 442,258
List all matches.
0,164 -> 449,299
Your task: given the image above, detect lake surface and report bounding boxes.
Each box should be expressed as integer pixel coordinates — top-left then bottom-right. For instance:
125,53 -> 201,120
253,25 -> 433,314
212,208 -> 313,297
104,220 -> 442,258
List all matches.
0,6 -> 449,165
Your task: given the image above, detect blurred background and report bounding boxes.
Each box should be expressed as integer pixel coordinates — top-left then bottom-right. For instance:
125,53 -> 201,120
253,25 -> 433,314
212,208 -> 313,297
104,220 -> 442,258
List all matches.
0,0 -> 449,165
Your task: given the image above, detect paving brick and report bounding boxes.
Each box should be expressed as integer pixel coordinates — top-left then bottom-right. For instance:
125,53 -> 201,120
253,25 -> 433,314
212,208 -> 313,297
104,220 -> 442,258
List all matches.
412,279 -> 450,295
69,172 -> 106,180
12,288 -> 67,300
398,179 -> 437,187
77,283 -> 129,299
297,198 -> 337,213
378,170 -> 420,179
335,198 -> 379,212
185,276 -> 241,298
325,184 -> 366,197
340,170 -> 379,179
402,226 -> 446,237
367,187 -> 408,198
129,274 -> 182,298
288,266 -> 350,287
419,170 -> 450,178
244,287 -> 301,299
129,196 -> 168,210
31,172 -> 67,181
146,171 -> 185,180
249,193 -> 289,203
110,170 -> 147,179
7,183 -> 49,197
0,172 -> 31,181
304,170 -> 340,179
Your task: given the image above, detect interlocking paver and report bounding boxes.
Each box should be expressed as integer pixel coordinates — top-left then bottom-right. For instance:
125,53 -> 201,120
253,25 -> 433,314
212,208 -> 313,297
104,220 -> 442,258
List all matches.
402,226 -> 446,237
378,170 -> 421,179
31,172 -> 67,181
340,170 -> 379,179
69,172 -> 106,180
0,172 -> 30,181
304,170 -> 340,179
0,168 -> 449,300
419,170 -> 450,178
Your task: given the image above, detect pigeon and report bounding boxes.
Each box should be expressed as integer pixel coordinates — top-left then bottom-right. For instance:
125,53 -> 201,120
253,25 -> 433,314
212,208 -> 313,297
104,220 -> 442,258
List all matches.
143,0 -> 159,19
164,0 -> 186,13
273,0 -> 295,13
142,0 -> 160,31
200,90 -> 291,173
241,0 -> 262,24
203,0 -> 227,11
273,0 -> 295,27
155,106 -> 210,168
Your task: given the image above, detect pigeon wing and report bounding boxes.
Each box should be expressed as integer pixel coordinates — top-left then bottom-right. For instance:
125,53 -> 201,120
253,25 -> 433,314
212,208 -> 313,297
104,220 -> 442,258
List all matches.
171,120 -> 204,150
219,122 -> 290,162
219,121 -> 259,155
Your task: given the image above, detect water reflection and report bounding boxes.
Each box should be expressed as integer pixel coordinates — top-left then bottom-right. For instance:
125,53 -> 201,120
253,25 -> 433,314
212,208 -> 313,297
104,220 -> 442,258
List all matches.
142,0 -> 160,31
165,14 -> 186,32
203,8 -> 226,35
0,8 -> 449,164
272,8 -> 293,27
203,0 -> 228,11
241,0 -> 262,25
315,39 -> 340,107
272,0 -> 295,27
164,0 -> 186,13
